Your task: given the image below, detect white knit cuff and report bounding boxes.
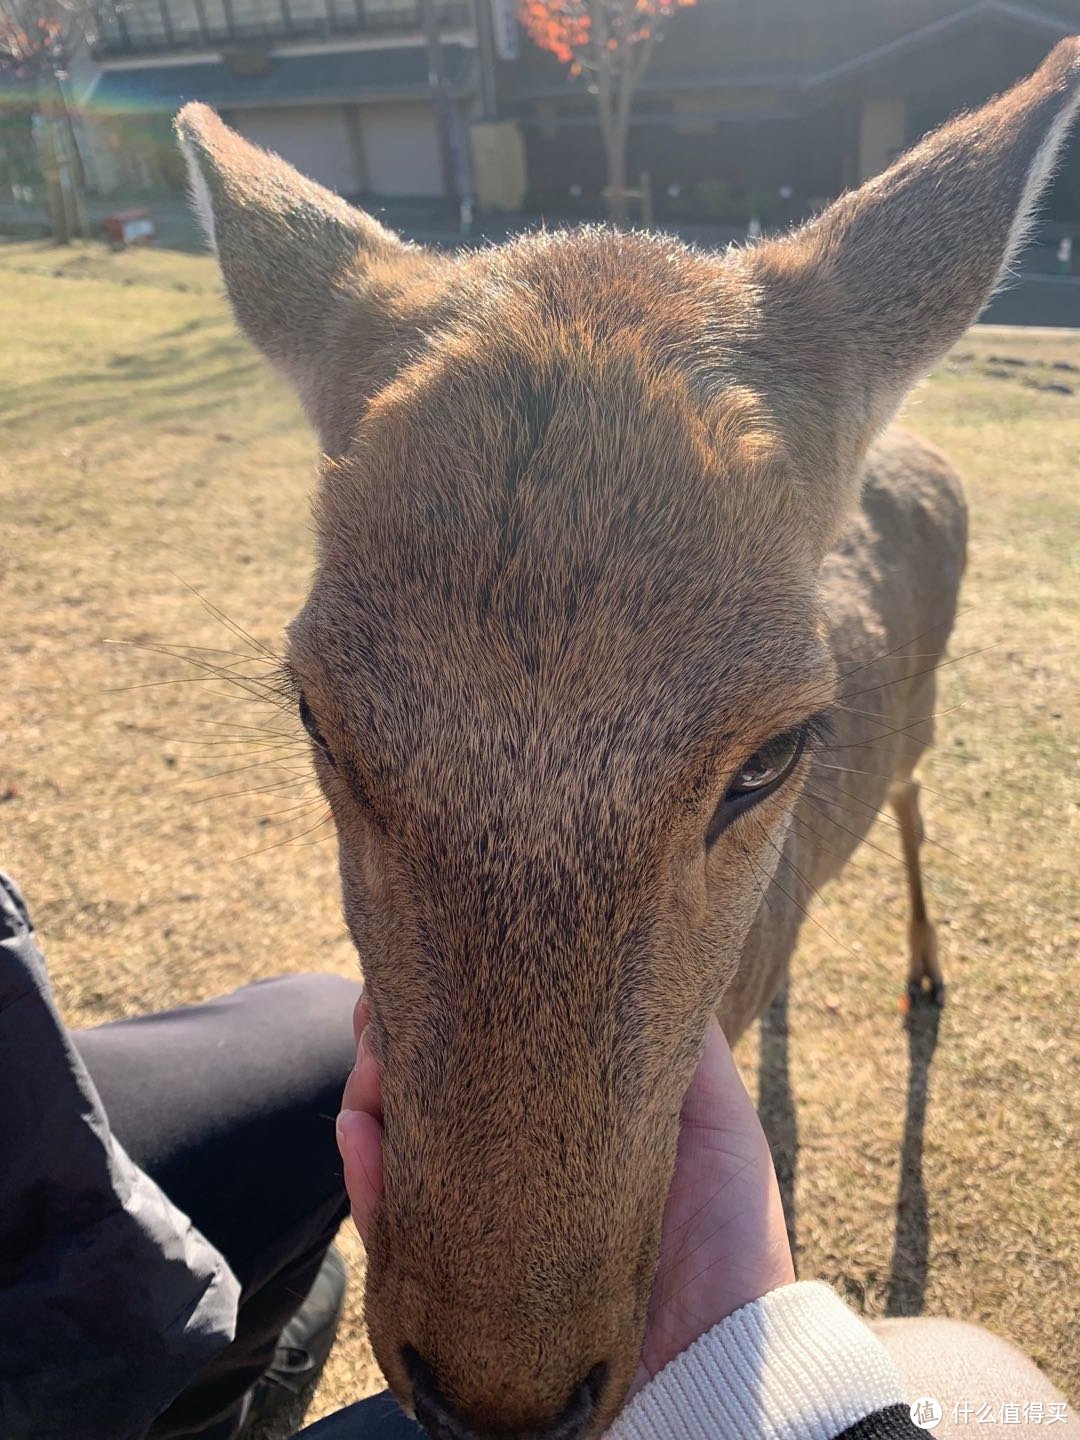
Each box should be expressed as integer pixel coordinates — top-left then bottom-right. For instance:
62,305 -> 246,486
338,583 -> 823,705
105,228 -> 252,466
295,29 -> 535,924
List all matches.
606,1281 -> 905,1440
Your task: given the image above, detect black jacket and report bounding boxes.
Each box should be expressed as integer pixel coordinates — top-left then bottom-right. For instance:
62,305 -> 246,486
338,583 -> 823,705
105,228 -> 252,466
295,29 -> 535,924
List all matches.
0,874 -> 239,1440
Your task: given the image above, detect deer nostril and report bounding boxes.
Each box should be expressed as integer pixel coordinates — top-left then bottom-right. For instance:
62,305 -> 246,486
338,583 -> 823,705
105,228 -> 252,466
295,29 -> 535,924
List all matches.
402,1346 -> 607,1440
563,1363 -> 608,1437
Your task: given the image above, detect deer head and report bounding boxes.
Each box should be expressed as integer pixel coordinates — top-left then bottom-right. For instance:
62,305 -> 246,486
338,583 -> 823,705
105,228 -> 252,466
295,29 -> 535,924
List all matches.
178,42 -> 1080,1439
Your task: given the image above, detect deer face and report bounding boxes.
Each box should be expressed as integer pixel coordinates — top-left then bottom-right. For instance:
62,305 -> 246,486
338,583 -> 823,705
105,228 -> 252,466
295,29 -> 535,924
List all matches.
284,277 -> 834,1427
178,42 -> 1080,1436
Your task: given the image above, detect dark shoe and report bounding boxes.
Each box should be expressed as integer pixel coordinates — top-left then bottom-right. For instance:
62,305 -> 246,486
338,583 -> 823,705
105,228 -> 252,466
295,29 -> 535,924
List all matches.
245,1245 -> 347,1431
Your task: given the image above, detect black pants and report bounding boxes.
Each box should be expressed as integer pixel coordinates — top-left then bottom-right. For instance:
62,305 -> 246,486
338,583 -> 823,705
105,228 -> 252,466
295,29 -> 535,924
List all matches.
1,866 -> 424,1440
76,974 -> 427,1440
295,1393 -> 422,1438
74,972 -> 364,1440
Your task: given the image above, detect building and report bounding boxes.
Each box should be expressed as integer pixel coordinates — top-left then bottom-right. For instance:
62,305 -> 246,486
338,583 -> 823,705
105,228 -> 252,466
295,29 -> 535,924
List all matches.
73,0 -> 485,200
7,0 -> 1078,224
495,0 -> 1080,223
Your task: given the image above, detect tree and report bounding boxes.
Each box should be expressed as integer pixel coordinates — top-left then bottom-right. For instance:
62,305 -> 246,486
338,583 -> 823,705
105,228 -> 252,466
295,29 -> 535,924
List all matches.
0,0 -> 95,240
517,0 -> 696,225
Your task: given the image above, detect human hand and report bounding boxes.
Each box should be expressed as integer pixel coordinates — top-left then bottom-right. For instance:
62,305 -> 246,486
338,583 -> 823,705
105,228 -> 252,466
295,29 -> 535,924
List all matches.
336,991 -> 383,1247
627,1015 -> 795,1399
336,1004 -> 794,1401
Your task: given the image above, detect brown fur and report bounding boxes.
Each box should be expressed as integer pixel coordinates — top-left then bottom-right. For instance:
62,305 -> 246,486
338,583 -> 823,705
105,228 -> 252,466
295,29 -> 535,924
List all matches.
177,41 -> 1080,1438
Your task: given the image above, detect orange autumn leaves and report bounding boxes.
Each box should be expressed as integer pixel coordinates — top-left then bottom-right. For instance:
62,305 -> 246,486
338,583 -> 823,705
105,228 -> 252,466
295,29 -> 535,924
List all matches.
517,0 -> 695,72
0,0 -> 70,73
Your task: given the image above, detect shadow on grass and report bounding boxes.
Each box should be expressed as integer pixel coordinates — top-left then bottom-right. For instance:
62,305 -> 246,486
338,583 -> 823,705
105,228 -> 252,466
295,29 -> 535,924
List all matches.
885,997 -> 943,1316
1,328 -> 266,440
757,983 -> 943,1310
758,981 -> 799,1256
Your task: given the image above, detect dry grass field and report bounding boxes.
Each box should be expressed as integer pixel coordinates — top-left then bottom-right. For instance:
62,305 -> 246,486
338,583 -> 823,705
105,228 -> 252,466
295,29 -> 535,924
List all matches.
2,238 -> 1077,1423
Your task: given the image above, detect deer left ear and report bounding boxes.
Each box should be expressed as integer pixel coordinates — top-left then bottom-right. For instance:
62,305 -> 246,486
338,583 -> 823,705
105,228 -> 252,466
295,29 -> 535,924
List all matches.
175,103 -> 438,448
745,38 -> 1080,493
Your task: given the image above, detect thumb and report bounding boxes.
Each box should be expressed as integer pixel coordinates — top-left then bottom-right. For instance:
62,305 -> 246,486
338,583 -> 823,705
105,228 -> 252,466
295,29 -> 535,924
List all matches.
681,1017 -> 754,1122
337,1107 -> 383,1247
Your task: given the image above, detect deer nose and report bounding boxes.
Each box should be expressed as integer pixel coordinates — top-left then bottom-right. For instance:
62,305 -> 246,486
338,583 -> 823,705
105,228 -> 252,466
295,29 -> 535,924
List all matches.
403,1347 -> 606,1440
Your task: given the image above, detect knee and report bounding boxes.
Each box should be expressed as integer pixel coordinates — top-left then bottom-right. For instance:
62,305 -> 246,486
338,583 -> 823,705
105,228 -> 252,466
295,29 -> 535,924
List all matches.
245,971 -> 363,1018
225,972 -> 362,1088
871,1316 -> 1060,1397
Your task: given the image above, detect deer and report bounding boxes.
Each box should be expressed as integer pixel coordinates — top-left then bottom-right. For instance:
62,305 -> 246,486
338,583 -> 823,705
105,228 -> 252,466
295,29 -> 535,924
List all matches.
177,41 -> 1080,1440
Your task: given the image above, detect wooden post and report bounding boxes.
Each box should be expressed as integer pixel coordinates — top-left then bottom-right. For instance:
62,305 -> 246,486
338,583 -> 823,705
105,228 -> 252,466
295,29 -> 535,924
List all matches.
39,120 -> 71,243
421,0 -> 460,204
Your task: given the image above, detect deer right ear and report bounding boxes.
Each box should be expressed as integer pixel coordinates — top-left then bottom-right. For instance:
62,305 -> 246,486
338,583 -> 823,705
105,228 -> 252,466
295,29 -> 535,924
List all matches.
175,104 -> 434,446
743,37 -> 1080,527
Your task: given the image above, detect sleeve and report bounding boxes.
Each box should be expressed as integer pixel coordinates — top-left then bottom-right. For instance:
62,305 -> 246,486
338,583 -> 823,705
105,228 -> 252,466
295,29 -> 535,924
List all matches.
606,1281 -> 923,1440
0,873 -> 242,1440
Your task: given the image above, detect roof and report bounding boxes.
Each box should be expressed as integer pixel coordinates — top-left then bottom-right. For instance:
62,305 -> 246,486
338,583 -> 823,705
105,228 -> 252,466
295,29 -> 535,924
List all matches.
803,0 -> 1076,88
510,0 -> 1079,105
88,44 -> 476,112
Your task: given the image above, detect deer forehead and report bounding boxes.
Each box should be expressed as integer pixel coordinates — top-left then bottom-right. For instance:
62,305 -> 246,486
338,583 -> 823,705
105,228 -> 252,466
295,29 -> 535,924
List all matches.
293,318 -> 828,798
312,269 -> 816,645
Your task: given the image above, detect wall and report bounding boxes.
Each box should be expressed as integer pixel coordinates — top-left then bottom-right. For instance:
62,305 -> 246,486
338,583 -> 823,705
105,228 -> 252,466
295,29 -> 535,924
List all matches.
358,101 -> 443,196
856,96 -> 907,181
227,104 -> 364,194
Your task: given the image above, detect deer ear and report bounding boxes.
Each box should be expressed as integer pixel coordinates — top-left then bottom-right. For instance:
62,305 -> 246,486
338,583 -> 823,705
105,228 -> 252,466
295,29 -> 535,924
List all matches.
175,103 -> 432,445
747,38 -> 1080,480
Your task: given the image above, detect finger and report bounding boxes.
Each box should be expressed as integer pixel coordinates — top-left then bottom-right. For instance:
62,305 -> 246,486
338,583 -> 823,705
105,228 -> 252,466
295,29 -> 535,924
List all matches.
679,1016 -> 757,1131
352,989 -> 372,1048
341,1024 -> 382,1120
337,1106 -> 384,1247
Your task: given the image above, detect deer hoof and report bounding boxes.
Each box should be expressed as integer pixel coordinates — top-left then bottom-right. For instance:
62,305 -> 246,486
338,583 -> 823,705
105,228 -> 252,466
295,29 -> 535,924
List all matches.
902,976 -> 946,1011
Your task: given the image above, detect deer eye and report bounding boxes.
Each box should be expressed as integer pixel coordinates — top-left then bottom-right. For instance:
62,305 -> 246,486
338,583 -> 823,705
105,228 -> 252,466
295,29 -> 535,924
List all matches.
707,726 -> 806,845
728,728 -> 804,798
299,693 -> 336,768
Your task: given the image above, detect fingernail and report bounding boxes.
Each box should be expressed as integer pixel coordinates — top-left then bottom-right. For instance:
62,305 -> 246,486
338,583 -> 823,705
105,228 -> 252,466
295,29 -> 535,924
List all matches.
336,1108 -> 359,1147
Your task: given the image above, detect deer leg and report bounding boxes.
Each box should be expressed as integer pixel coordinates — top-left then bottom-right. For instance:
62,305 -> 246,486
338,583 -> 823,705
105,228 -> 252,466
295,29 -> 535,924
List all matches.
889,777 -> 945,1007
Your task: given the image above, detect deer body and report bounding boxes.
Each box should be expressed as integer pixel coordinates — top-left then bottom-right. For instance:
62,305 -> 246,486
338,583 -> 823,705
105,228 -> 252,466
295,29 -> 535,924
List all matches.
722,428 -> 967,1038
178,43 -> 1076,1440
